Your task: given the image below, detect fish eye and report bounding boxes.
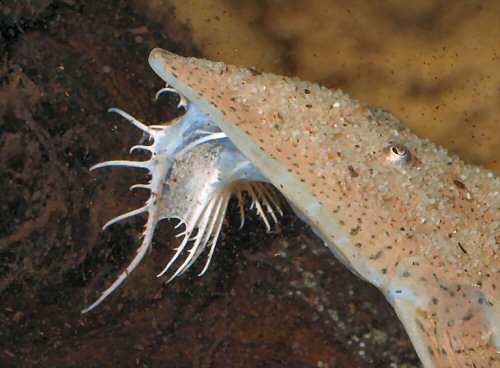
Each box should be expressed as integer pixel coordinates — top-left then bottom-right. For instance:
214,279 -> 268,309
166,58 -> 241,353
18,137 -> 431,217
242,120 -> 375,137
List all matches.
385,144 -> 412,165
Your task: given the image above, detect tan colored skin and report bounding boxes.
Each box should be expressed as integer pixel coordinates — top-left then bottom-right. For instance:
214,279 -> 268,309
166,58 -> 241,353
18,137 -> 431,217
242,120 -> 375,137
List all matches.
148,49 -> 499,367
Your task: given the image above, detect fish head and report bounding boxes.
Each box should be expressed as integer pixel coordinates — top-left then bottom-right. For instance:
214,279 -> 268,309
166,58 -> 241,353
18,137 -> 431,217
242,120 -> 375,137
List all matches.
149,48 -> 500,367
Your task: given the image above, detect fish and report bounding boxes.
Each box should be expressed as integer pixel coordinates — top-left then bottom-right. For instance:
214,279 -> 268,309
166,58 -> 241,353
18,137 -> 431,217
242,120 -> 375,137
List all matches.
84,48 -> 499,368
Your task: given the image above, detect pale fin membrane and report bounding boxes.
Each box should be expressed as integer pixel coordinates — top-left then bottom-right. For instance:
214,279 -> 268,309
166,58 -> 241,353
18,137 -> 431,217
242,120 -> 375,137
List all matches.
83,95 -> 280,312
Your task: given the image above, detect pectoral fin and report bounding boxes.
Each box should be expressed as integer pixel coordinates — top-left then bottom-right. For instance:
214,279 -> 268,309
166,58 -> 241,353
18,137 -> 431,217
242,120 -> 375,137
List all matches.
392,288 -> 499,368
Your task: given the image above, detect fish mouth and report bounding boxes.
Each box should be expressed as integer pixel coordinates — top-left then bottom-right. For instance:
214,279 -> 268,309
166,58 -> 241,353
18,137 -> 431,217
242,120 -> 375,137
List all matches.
83,92 -> 281,313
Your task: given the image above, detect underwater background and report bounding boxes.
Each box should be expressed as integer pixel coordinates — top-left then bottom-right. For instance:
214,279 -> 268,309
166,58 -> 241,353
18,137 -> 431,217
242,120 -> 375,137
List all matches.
1,1 -> 498,367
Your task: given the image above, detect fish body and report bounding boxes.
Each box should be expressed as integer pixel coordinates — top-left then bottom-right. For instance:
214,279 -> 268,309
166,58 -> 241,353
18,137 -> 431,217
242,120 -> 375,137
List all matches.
87,49 -> 500,367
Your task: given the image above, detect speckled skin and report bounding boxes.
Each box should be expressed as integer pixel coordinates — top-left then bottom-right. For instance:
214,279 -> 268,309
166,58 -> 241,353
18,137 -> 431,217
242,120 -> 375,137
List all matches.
148,49 -> 499,368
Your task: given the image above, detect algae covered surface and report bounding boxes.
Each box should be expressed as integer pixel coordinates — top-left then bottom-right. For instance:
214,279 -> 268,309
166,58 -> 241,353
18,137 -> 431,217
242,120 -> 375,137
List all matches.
1,0 -> 497,367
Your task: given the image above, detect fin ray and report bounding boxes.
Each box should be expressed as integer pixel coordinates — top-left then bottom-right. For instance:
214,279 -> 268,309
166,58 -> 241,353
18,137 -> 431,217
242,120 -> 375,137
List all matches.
108,107 -> 155,135
103,206 -> 148,230
90,160 -> 149,171
82,214 -> 157,313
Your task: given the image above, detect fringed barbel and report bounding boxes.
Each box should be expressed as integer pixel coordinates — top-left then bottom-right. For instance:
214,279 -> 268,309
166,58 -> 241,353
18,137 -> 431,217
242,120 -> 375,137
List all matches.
83,90 -> 281,312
